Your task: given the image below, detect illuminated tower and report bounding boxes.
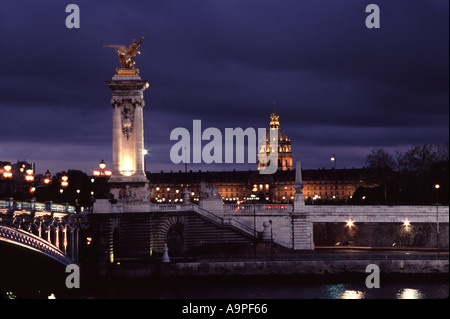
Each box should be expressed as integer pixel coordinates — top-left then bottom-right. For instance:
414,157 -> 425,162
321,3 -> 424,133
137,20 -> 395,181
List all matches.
104,39 -> 150,202
258,100 -> 293,171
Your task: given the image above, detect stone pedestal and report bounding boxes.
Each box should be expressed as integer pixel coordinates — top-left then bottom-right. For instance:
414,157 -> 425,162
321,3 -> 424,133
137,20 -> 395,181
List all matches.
105,71 -> 150,204
199,197 -> 224,214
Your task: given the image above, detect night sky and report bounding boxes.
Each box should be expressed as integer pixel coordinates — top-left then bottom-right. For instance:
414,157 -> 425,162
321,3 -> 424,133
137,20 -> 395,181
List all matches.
0,0 -> 448,176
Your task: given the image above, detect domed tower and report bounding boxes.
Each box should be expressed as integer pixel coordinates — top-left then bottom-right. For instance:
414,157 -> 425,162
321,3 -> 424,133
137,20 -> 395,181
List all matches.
258,100 -> 293,171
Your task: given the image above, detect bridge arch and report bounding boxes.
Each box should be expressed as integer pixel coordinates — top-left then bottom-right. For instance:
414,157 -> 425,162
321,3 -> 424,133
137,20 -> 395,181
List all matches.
161,215 -> 189,256
0,225 -> 75,266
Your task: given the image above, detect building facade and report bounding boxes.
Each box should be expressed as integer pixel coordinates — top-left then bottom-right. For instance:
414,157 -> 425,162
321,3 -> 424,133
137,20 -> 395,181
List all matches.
147,168 -> 366,204
146,107 -> 367,204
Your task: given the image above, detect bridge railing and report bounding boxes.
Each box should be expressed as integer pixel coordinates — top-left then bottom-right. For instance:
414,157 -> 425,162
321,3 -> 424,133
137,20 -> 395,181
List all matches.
150,203 -> 258,238
224,204 -> 294,212
0,199 -> 76,214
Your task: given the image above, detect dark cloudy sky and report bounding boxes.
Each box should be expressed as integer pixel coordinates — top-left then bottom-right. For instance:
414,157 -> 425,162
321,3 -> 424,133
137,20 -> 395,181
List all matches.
0,0 -> 448,175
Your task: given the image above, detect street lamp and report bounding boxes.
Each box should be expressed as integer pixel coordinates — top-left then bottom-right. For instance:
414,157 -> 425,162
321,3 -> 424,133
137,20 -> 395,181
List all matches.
44,170 -> 51,184
435,184 -> 440,253
3,164 -> 12,179
24,168 -> 35,196
93,160 -> 111,199
99,159 -> 106,171
25,168 -> 34,182
331,154 -> 337,203
93,159 -> 112,177
61,173 -> 69,188
346,218 -> 355,228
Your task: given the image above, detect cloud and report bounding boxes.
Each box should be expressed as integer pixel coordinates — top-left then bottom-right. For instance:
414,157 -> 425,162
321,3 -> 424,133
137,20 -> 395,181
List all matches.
0,0 -> 447,174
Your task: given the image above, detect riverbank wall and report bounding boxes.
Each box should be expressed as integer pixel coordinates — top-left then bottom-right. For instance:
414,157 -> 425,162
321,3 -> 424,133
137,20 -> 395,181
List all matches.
101,258 -> 448,279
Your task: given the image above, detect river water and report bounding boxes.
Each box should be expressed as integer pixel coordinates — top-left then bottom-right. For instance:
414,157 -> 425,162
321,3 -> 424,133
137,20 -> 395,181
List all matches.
78,274 -> 448,299
2,274 -> 448,299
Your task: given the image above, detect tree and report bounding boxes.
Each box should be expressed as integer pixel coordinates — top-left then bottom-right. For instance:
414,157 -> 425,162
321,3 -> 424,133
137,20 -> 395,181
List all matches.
365,148 -> 396,204
395,144 -> 449,204
366,148 -> 396,171
396,144 -> 439,175
34,170 -> 93,208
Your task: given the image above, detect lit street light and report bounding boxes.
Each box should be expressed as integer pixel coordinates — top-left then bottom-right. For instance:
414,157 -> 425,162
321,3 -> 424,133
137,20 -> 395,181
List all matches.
25,168 -> 34,182
92,159 -> 112,199
93,159 -> 112,177
3,164 -> 12,179
435,184 -> 440,253
331,154 -> 337,203
346,218 -> 355,228
61,173 -> 69,188
44,170 -> 51,184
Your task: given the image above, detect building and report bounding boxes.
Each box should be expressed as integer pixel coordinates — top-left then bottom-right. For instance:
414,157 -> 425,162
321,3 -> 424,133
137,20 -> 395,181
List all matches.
258,101 -> 293,171
146,106 -> 367,204
147,168 -> 366,204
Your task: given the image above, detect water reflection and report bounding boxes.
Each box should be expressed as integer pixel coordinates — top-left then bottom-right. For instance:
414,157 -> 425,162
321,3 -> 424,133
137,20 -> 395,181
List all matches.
2,276 -> 447,299
320,284 -> 366,299
397,288 -> 424,299
341,290 -> 365,299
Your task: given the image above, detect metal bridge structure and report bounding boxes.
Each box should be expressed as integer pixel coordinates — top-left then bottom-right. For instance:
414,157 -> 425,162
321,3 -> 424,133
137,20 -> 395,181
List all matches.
0,198 -> 84,266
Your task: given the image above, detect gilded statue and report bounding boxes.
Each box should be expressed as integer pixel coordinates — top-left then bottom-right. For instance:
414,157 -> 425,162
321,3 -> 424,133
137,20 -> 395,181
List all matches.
103,37 -> 144,70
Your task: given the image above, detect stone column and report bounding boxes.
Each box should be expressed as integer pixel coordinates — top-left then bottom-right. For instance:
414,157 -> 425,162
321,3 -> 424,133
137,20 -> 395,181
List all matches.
133,100 -> 145,179
104,72 -> 150,205
112,102 -> 123,177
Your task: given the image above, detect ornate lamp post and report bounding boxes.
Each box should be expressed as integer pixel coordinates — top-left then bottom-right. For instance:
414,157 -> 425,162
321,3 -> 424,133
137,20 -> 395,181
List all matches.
93,159 -> 112,177
61,173 -> 69,188
44,170 -> 51,185
25,168 -> 35,195
93,159 -> 112,199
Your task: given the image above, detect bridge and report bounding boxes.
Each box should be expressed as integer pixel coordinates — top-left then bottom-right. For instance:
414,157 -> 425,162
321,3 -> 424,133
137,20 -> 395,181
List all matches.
89,198 -> 449,269
0,198 -> 82,267
4,196 -> 446,274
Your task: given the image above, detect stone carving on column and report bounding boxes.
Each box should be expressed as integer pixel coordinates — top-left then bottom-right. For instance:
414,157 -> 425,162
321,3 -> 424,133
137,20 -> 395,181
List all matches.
121,104 -> 134,140
119,185 -> 137,201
